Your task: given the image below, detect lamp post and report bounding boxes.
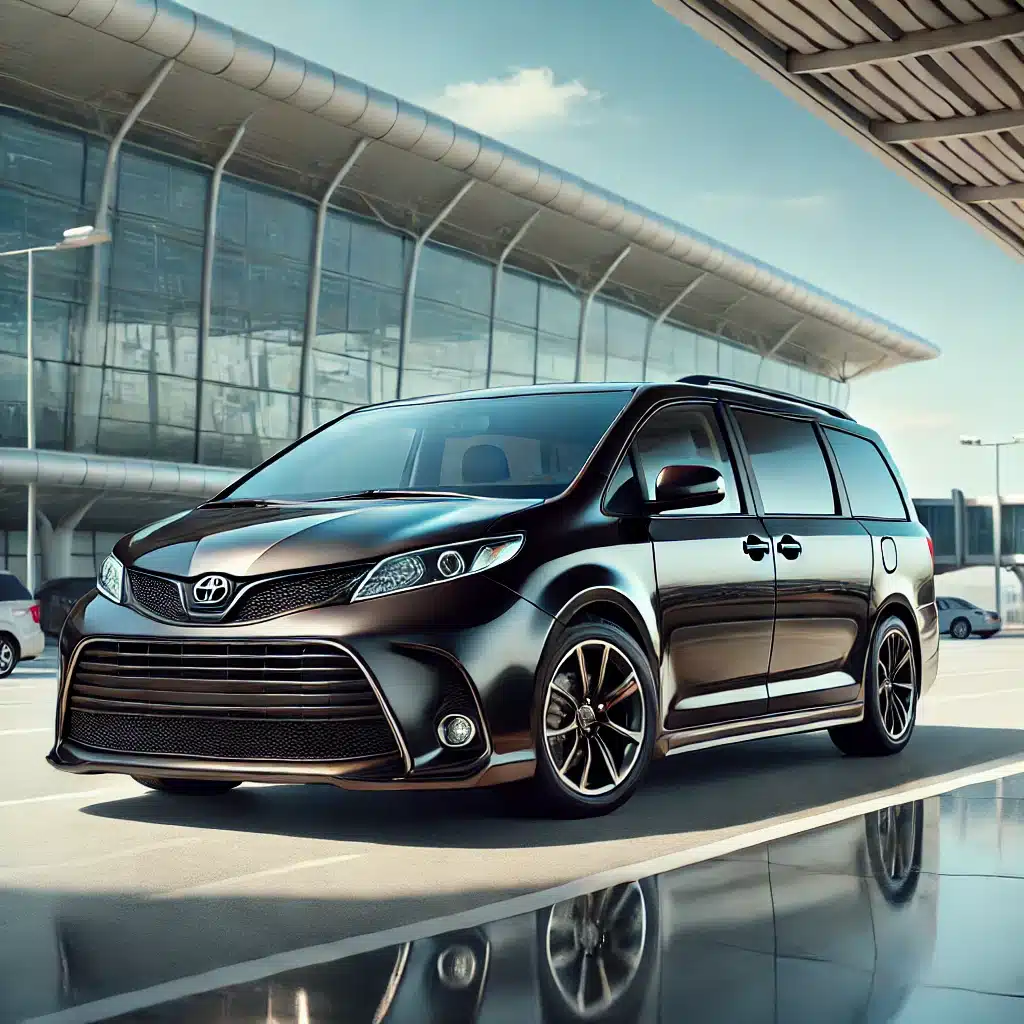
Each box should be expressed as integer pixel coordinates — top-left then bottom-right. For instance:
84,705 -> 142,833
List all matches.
960,434 -> 1024,621
0,226 -> 111,594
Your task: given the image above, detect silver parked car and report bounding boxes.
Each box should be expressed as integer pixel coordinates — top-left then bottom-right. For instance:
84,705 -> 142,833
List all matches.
0,571 -> 45,678
936,596 -> 1001,639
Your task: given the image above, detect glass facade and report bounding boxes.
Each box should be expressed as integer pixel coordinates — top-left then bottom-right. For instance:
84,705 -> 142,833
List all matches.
1,109 -> 845,471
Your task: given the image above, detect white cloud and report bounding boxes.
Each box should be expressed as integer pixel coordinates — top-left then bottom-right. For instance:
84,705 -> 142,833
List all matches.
428,67 -> 600,136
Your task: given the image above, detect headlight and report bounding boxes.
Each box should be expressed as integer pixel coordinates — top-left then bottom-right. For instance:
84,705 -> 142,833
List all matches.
97,554 -> 125,604
352,535 -> 523,602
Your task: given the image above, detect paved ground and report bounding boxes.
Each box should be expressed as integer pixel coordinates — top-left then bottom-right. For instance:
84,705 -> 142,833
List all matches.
1,634 -> 1023,1021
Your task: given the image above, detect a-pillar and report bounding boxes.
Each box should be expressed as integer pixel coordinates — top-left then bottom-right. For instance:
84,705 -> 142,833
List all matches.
35,498 -> 98,586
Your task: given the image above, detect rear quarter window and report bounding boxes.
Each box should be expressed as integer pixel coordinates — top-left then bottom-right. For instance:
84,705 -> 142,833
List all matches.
825,428 -> 907,520
0,574 -> 31,600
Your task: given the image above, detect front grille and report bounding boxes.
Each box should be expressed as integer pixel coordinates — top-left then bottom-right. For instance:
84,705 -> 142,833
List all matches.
127,571 -> 187,622
63,639 -> 400,762
231,566 -> 366,622
127,566 -> 367,624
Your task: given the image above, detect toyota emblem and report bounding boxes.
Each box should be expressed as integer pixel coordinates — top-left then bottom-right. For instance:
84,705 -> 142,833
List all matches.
192,574 -> 231,605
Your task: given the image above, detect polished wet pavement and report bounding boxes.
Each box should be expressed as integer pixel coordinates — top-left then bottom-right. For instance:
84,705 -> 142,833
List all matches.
20,771 -> 1020,1023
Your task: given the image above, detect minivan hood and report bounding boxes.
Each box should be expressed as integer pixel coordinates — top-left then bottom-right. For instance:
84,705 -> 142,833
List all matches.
118,497 -> 540,578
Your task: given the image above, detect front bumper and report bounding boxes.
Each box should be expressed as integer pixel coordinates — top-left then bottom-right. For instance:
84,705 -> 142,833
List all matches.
48,575 -> 555,790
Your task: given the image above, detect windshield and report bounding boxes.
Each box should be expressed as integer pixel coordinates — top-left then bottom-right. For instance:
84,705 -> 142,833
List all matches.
221,390 -> 633,502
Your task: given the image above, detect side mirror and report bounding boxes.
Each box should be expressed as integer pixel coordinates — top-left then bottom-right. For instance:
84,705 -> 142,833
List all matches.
653,464 -> 726,510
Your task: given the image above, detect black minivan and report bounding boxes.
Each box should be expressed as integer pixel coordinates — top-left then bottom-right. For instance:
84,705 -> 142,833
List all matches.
48,376 -> 939,817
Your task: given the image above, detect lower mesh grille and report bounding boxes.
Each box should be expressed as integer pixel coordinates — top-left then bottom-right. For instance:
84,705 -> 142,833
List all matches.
65,710 -> 399,762
64,639 -> 401,763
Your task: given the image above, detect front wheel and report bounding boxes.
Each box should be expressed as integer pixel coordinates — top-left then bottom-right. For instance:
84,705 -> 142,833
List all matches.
949,617 -> 971,640
133,777 -> 242,796
526,622 -> 658,818
830,615 -> 917,757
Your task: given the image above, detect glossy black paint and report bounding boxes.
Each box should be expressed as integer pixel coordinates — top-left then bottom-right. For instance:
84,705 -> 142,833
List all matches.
47,378 -> 938,794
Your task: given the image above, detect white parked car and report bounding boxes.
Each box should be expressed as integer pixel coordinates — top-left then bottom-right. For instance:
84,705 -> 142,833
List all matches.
936,596 -> 1002,640
0,571 -> 45,678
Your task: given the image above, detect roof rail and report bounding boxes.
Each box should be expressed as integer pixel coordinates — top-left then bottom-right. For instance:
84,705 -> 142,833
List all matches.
678,375 -> 854,421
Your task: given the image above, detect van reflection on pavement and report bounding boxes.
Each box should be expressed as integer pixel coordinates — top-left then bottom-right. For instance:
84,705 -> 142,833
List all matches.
56,799 -> 938,1023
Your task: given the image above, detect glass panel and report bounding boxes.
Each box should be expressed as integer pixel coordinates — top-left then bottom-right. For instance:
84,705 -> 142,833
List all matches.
914,502 -> 955,556
497,270 -> 538,327
349,218 -> 406,289
490,321 -> 536,384
825,428 -> 907,520
322,209 -> 351,274
634,403 -> 741,513
118,150 -> 206,232
418,244 -> 492,316
345,280 -> 401,404
536,332 -> 576,383
967,505 -> 993,556
605,305 -> 646,382
403,299 -> 489,398
735,410 -> 837,516
0,113 -> 84,202
538,282 -> 579,338
226,390 -> 632,501
581,300 -> 607,383
695,334 -> 719,374
645,323 -> 696,381
198,382 -> 298,468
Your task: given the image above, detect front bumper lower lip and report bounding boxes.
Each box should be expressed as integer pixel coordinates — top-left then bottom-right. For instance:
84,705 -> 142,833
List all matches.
46,741 -> 533,791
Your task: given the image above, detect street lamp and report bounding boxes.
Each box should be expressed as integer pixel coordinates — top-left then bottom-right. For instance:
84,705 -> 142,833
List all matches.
960,434 -> 1024,620
0,225 -> 111,594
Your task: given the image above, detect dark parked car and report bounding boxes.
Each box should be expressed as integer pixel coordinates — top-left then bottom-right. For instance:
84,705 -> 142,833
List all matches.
35,577 -> 96,638
47,377 -> 939,817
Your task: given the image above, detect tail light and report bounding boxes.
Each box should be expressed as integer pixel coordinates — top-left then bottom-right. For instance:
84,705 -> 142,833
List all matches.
30,604 -> 40,624
926,535 -> 934,561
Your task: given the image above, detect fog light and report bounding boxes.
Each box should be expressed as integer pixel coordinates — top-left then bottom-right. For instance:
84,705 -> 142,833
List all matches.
438,714 -> 476,748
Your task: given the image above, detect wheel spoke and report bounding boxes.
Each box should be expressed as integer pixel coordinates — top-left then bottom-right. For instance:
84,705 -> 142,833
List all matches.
550,683 -> 578,712
596,957 -> 613,1006
593,734 -> 621,786
577,646 -> 590,698
558,732 -> 580,778
547,722 -> 577,738
580,738 -> 594,791
595,643 -> 611,699
892,646 -> 912,677
576,952 -> 589,1011
890,693 -> 908,733
599,719 -> 643,744
602,675 -> 638,712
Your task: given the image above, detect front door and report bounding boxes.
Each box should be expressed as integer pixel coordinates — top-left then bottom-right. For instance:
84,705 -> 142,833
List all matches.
631,401 -> 777,731
730,408 -> 872,715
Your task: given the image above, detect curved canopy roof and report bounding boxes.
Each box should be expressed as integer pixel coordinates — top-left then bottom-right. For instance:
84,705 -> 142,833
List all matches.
659,0 -> 1024,262
2,0 -> 939,379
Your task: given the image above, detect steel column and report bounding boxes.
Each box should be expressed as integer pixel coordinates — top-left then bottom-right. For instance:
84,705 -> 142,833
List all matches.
25,248 -> 36,594
994,445 -> 1003,619
396,180 -> 475,399
641,273 -> 708,381
193,116 -> 253,462
755,318 -> 806,384
299,138 -> 370,436
486,209 -> 541,387
574,246 -> 631,382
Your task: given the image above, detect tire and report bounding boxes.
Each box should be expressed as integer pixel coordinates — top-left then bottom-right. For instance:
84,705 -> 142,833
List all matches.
864,801 -> 923,906
132,776 -> 242,796
829,615 -> 918,757
524,621 -> 658,819
949,617 -> 971,640
0,634 -> 18,679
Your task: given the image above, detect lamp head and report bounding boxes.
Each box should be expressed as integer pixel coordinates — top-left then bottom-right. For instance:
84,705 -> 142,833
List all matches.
959,436 -> 982,446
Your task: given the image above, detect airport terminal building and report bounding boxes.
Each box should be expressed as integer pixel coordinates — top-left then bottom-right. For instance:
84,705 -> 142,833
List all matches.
0,0 -> 940,588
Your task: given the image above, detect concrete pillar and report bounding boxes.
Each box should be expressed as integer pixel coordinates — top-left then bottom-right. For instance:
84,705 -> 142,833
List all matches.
1010,566 -> 1024,625
36,498 -> 97,585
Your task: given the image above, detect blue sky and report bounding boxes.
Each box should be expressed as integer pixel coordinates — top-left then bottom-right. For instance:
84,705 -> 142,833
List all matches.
189,0 -> 1024,498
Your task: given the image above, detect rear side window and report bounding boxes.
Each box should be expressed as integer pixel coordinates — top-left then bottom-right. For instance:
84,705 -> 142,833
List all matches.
0,573 -> 30,600
633,403 -> 741,514
825,428 -> 907,520
733,410 -> 836,516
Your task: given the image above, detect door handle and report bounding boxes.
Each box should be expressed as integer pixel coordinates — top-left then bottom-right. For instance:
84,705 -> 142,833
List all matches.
777,535 -> 802,559
743,535 -> 770,561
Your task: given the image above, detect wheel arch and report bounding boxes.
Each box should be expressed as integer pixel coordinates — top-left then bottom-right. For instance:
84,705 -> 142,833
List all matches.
872,597 -> 922,693
0,631 -> 20,659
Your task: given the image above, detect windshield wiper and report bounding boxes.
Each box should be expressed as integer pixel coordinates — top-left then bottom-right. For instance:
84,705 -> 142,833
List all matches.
308,489 -> 474,502
203,498 -> 299,508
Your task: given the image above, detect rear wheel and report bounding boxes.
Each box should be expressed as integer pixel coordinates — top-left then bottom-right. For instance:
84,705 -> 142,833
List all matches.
949,617 -> 971,640
525,622 -> 657,819
133,777 -> 242,796
830,615 -> 917,757
0,635 -> 17,679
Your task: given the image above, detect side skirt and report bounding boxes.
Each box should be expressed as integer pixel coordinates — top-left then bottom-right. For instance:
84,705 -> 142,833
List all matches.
658,702 -> 864,758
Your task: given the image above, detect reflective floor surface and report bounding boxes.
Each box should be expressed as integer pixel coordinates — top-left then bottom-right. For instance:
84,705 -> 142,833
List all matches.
28,772 -> 1024,1024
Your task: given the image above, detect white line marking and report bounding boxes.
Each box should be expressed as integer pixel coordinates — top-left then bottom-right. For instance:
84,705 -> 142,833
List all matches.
928,687 -> 1024,704
0,701 -> 30,707
0,836 -> 205,879
936,669 -> 1022,678
23,753 -> 1024,1024
158,854 -> 364,898
0,787 -> 132,809
0,727 -> 49,736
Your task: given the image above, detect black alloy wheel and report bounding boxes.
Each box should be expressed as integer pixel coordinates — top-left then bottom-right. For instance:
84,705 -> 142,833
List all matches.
133,777 -> 242,796
527,621 -> 657,818
949,617 -> 972,640
829,615 -> 918,757
0,635 -> 17,679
